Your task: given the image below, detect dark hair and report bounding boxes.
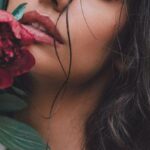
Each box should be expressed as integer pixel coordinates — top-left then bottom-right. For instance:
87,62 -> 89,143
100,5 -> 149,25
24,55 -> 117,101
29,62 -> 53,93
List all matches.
83,0 -> 150,150
12,0 -> 150,150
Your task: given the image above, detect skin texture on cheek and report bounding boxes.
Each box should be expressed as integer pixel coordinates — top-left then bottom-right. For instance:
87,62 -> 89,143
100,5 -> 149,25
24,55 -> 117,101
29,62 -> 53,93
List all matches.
65,0 -> 127,82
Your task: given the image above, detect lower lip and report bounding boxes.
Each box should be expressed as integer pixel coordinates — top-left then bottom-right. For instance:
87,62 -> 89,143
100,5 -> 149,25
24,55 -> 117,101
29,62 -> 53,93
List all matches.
22,24 -> 62,46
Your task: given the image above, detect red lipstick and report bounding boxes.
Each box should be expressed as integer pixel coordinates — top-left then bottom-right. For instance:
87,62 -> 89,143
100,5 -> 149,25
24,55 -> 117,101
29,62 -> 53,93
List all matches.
19,10 -> 64,45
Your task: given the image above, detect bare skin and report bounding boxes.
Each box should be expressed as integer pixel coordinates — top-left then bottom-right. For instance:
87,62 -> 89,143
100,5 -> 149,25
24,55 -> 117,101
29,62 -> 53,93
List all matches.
14,71 -> 111,150
7,0 -> 127,149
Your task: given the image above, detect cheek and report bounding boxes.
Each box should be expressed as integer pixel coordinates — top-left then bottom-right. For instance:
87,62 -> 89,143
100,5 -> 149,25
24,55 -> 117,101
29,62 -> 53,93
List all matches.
65,0 -> 126,83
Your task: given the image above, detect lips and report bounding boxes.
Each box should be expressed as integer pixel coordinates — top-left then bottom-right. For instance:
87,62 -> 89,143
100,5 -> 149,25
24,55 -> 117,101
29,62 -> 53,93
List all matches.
19,10 -> 64,45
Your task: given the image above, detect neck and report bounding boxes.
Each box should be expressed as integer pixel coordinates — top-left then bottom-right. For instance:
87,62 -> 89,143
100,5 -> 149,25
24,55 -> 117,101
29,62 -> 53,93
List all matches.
14,70 -> 111,150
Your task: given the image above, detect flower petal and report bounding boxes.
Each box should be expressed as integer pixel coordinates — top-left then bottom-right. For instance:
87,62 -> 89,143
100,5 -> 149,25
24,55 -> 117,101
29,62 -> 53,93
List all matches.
0,10 -> 13,23
0,68 -> 13,89
0,10 -> 35,44
0,10 -> 36,88
8,49 -> 35,76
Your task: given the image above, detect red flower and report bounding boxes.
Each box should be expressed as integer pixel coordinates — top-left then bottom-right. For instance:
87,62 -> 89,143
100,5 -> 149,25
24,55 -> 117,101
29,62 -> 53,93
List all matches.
0,10 -> 36,89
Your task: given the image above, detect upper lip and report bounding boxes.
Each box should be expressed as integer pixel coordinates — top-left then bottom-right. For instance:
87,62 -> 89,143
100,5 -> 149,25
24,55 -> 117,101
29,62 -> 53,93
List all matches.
19,10 -> 64,44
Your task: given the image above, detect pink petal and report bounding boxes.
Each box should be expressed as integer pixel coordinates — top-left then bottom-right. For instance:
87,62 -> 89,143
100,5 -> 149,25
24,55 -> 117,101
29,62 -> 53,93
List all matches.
0,10 -> 13,23
0,68 -> 13,89
0,10 -> 35,44
8,49 -> 35,76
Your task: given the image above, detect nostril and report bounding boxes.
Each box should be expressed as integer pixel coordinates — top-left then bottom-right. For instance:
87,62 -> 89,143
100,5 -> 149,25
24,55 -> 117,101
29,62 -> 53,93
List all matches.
52,0 -> 58,6
39,0 -> 72,13
53,0 -> 72,13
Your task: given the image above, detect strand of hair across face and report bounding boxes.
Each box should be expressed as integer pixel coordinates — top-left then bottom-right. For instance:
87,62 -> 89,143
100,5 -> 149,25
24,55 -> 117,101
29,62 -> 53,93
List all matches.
45,1 -> 73,149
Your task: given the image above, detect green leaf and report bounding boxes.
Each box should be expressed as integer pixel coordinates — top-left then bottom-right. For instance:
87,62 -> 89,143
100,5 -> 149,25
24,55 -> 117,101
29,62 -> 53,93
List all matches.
12,3 -> 27,20
0,116 -> 50,150
0,93 -> 27,112
12,86 -> 27,97
0,0 -> 8,10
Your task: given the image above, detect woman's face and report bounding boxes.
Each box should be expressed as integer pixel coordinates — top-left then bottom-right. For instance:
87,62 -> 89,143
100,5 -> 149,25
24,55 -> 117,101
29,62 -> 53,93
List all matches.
7,0 -> 127,86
